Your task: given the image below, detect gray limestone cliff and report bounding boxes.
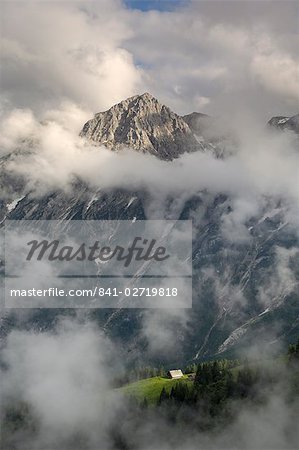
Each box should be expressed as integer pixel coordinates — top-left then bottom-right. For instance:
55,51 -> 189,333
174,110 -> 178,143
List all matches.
80,93 -> 206,160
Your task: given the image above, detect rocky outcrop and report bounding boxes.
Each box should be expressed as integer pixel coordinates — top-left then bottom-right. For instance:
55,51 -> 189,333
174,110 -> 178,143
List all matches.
80,93 -> 203,160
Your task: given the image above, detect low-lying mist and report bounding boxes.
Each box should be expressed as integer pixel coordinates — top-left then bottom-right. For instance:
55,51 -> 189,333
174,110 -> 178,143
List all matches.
1,317 -> 298,450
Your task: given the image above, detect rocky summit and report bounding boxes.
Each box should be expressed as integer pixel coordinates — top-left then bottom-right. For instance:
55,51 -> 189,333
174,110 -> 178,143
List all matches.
80,92 -> 210,160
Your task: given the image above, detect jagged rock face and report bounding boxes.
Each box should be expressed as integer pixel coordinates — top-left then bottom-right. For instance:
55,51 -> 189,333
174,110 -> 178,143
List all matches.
80,93 -> 201,160
268,113 -> 299,134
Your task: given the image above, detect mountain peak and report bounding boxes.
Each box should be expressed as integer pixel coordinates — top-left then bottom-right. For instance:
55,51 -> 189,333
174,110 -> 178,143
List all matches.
80,93 -> 200,160
137,92 -> 156,100
110,92 -> 163,112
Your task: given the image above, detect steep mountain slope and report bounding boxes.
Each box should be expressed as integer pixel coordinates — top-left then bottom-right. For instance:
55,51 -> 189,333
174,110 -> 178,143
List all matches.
1,96 -> 298,365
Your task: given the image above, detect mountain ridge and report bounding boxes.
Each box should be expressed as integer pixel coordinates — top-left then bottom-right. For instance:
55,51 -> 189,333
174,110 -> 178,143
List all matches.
80,93 -> 299,161
80,92 -> 219,160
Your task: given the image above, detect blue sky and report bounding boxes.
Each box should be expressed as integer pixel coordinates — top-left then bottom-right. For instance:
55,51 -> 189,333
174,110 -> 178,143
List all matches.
124,0 -> 190,12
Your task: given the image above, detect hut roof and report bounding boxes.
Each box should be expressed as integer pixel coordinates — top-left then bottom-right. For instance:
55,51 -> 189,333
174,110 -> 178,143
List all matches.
168,369 -> 183,379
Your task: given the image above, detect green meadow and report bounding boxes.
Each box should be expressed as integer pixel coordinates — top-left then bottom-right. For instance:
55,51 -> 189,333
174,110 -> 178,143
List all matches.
119,375 -> 190,404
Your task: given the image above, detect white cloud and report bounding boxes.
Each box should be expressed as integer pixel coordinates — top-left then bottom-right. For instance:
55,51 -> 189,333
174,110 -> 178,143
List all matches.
1,0 -> 298,118
1,319 -> 122,448
258,246 -> 299,308
1,0 -> 144,113
251,50 -> 299,102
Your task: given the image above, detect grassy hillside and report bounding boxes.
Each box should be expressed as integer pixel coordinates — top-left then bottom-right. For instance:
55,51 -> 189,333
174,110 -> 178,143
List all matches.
119,375 -> 190,404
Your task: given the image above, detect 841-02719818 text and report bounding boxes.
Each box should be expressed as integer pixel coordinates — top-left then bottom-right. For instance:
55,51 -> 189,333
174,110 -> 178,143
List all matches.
97,287 -> 178,297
